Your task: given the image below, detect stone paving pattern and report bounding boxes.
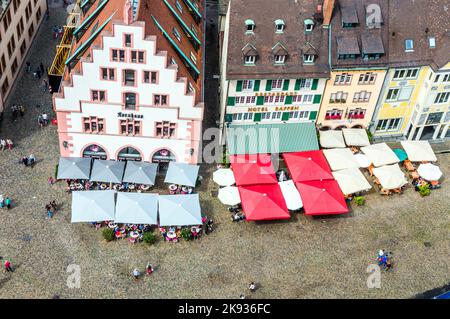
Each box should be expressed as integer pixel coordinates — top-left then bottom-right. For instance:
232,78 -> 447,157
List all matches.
0,2 -> 449,299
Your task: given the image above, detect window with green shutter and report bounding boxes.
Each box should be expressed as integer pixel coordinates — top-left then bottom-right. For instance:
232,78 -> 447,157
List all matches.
309,111 -> 318,120
282,112 -> 290,121
283,79 -> 290,91
294,79 -> 301,90
311,79 -> 319,90
253,80 -> 260,91
253,113 -> 262,122
256,96 -> 264,105
225,114 -> 233,122
313,94 -> 322,104
285,95 -> 293,105
236,80 -> 243,92
265,80 -> 272,91
228,96 -> 236,106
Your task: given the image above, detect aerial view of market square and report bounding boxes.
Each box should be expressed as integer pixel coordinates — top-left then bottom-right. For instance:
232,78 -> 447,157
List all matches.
0,0 -> 449,300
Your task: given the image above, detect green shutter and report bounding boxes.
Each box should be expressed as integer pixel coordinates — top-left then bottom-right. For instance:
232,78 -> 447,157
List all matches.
311,79 -> 319,90
225,114 -> 233,122
309,111 -> 318,120
227,97 -> 236,106
313,94 -> 322,104
283,79 -> 290,91
294,79 -> 301,90
236,80 -> 243,92
285,96 -> 293,105
256,96 -> 264,105
265,80 -> 272,91
282,112 -> 290,121
253,80 -> 260,91
253,113 -> 262,122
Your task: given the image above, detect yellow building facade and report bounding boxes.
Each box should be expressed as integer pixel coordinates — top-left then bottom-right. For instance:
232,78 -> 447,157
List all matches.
317,69 -> 387,130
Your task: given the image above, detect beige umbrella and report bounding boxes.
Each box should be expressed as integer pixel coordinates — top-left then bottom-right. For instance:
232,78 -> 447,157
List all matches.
213,168 -> 236,186
332,168 -> 372,195
372,164 -> 407,190
342,128 -> 370,147
323,148 -> 360,171
319,130 -> 346,148
218,186 -> 241,206
401,141 -> 437,162
361,143 -> 399,167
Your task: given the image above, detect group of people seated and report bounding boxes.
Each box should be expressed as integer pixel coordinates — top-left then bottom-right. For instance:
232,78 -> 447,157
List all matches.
93,221 -> 153,243
229,205 -> 246,222
21,154 -> 36,167
404,160 -> 441,191
66,179 -> 153,193
168,184 -> 194,195
160,218 -> 213,242
376,249 -> 393,271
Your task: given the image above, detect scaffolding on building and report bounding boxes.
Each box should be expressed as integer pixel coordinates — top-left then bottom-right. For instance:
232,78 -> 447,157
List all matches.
48,1 -> 82,93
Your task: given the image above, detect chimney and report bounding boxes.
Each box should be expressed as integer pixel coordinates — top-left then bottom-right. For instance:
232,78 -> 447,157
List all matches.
124,0 -> 134,25
322,0 -> 335,27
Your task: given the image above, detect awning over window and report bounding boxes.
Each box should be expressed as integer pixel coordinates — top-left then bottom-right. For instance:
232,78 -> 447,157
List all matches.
226,122 -> 319,155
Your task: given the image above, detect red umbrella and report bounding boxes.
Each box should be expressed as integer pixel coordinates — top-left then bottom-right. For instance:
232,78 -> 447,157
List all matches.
238,184 -> 290,221
282,151 -> 333,182
295,180 -> 349,216
230,154 -> 277,186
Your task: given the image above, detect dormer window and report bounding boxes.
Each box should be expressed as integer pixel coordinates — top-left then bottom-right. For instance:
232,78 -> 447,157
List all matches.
275,19 -> 285,33
405,39 -> 414,52
272,42 -> 288,65
245,55 -> 256,64
304,19 -> 314,34
303,54 -> 315,64
274,55 -> 286,64
242,43 -> 258,65
245,19 -> 255,33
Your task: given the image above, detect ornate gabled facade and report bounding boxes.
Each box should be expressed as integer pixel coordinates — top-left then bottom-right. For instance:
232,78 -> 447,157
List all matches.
53,0 -> 204,168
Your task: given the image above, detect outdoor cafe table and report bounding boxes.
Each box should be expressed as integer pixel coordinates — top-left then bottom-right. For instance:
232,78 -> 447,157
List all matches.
108,222 -> 117,229
129,231 -> 140,239
167,231 -> 177,240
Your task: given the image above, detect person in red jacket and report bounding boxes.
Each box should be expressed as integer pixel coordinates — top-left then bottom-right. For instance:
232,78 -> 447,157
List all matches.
4,260 -> 12,272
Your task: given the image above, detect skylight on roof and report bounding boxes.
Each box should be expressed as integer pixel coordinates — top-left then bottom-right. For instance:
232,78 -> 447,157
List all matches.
429,37 -> 436,48
405,39 -> 414,52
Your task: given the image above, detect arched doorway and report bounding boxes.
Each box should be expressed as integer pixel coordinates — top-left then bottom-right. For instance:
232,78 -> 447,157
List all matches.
319,126 -> 332,131
351,125 -> 364,129
335,125 -> 347,131
152,149 -> 176,173
82,144 -> 107,159
117,146 -> 142,161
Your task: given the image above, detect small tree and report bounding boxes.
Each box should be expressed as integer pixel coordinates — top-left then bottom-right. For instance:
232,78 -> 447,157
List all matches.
102,228 -> 115,242
180,228 -> 192,241
418,184 -> 431,197
354,196 -> 365,206
142,231 -> 157,245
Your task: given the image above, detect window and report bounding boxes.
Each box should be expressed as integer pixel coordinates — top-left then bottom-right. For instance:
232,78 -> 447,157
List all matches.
429,37 -> 436,48
353,91 -> 371,102
292,95 -> 302,103
244,55 -> 256,64
443,74 -> 450,82
175,0 -> 183,12
36,7 -> 42,21
12,0 -> 20,13
190,52 -> 197,64
154,95 -> 168,106
242,80 -> 254,91
120,120 -> 141,135
173,27 -> 182,42
101,68 -> 115,80
271,79 -> 284,90
235,96 -> 246,105
329,91 -> 348,103
155,121 -> 176,137
131,51 -> 145,63
143,71 -> 157,84
245,19 -> 255,33
28,22 -> 34,39
232,113 -> 243,121
297,79 -> 312,89
347,108 -> 366,119
243,113 -> 254,121
274,55 -> 286,64
334,73 -> 352,85
325,109 -> 343,120
11,58 -> 18,75
3,8 -> 11,31
376,118 -> 402,132
434,92 -> 450,104
20,40 -> 26,57
16,17 -> 24,39
187,82 -> 195,93
123,70 -> 136,86
1,78 -> 9,95
304,19 -> 314,33
302,95 -> 313,103
7,36 -> 16,58
83,117 -> 104,133
303,54 -> 314,64
393,68 -> 419,80
405,39 -> 414,52
386,88 -> 400,101
275,19 -> 285,33
124,93 -> 137,110
271,112 -> 281,120
245,96 -> 256,104
112,49 -> 125,62
91,90 -> 106,102
124,34 -> 132,47
358,72 -> 377,84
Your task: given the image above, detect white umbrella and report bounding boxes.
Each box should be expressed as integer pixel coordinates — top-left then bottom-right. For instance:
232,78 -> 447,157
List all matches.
319,130 -> 346,148
361,143 -> 399,167
71,190 -> 116,223
158,194 -> 202,226
417,163 -> 443,181
354,153 -> 372,168
323,148 -> 360,171
213,168 -> 235,186
401,141 -> 437,162
332,168 -> 372,195
114,192 -> 158,224
372,164 -> 408,190
218,186 -> 241,206
342,128 -> 370,147
278,180 -> 303,210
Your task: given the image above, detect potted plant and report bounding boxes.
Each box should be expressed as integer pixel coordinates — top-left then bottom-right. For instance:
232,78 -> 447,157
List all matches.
418,184 -> 431,197
142,231 -> 157,245
354,196 -> 365,206
102,228 -> 115,242
180,228 -> 192,241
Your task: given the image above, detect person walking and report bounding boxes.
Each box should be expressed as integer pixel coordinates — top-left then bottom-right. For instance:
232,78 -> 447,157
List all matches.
35,68 -> 42,79
42,113 -> 48,126
4,260 -> 13,272
39,63 -> 45,74
46,204 -> 53,218
132,268 -> 140,280
26,61 -> 32,73
146,262 -> 154,276
249,282 -> 256,293
0,194 -> 4,208
38,115 -> 44,128
6,138 -> 13,150
19,105 -> 25,117
42,80 -> 48,93
50,200 -> 57,212
48,177 -> 55,186
0,138 -> 6,151
5,197 -> 12,209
